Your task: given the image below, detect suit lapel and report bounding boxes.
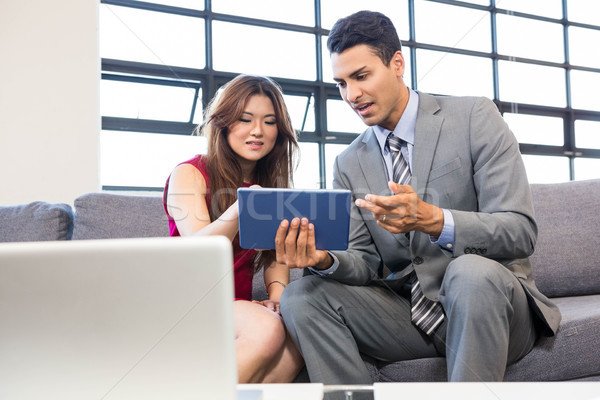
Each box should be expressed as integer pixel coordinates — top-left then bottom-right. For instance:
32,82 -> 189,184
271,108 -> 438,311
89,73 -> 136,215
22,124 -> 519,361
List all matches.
410,93 -> 443,249
357,128 -> 389,196
413,93 -> 443,196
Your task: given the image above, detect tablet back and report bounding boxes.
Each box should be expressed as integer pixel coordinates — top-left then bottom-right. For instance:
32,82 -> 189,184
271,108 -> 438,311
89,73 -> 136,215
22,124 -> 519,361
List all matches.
0,236 -> 236,400
237,188 -> 351,250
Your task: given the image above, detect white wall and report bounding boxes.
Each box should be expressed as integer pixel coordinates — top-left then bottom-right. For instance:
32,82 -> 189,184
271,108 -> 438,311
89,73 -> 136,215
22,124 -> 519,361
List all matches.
0,0 -> 99,206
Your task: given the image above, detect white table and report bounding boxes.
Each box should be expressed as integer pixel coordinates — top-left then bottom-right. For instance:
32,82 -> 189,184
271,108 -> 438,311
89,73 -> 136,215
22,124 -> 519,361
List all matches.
238,383 -> 323,400
374,382 -> 600,400
239,382 -> 600,400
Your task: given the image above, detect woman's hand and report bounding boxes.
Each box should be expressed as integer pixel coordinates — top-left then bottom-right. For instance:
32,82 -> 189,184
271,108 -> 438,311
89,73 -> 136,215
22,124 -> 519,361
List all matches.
252,299 -> 281,315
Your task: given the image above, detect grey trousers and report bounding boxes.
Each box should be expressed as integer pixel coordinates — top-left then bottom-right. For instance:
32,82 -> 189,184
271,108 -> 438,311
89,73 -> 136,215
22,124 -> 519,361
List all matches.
280,255 -> 537,399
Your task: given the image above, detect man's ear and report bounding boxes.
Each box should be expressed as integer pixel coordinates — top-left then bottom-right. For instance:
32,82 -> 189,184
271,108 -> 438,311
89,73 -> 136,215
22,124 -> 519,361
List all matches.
391,50 -> 405,78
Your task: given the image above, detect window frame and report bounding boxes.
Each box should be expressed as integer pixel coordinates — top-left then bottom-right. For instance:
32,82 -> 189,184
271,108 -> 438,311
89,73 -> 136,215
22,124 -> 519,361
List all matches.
100,0 -> 600,190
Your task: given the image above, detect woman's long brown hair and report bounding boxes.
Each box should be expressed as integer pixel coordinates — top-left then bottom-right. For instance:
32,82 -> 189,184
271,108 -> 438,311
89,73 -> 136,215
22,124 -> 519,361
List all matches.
195,74 -> 299,272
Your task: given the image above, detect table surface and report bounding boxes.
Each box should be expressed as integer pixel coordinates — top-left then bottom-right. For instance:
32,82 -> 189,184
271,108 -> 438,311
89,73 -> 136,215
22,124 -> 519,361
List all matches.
375,382 -> 600,400
238,383 -> 323,400
238,382 -> 600,400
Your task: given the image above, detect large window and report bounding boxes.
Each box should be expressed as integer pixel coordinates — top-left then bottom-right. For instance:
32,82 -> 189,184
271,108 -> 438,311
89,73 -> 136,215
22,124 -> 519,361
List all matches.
100,0 -> 600,190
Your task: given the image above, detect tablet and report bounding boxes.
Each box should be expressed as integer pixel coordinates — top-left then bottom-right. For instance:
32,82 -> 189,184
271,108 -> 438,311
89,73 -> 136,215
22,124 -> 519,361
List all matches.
237,188 -> 351,250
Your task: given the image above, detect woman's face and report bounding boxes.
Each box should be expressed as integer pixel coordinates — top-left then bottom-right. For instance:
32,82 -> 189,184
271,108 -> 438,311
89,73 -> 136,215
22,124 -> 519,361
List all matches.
227,94 -> 279,173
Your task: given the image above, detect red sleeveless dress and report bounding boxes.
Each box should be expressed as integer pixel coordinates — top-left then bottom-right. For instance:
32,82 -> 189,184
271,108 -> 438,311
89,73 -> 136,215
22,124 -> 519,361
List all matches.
163,155 -> 256,301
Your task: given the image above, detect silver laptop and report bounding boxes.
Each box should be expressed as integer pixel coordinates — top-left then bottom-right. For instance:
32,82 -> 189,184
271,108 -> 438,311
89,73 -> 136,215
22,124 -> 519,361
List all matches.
0,236 -> 237,400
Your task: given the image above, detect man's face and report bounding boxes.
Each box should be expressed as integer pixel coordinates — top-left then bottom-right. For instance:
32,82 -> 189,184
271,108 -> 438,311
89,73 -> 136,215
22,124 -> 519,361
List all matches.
331,44 -> 406,131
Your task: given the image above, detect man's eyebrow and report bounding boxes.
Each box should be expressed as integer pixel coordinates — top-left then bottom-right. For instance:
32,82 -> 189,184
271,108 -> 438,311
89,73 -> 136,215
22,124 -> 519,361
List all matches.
333,65 -> 368,82
349,66 -> 368,78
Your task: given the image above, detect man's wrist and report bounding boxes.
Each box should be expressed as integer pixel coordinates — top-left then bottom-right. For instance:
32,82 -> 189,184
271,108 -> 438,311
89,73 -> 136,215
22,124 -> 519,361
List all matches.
313,251 -> 334,270
425,204 -> 444,239
430,209 -> 455,251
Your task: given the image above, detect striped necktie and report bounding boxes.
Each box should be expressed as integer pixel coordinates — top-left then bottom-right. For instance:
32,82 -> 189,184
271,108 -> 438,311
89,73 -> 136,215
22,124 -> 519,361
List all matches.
386,133 -> 445,336
386,134 -> 410,185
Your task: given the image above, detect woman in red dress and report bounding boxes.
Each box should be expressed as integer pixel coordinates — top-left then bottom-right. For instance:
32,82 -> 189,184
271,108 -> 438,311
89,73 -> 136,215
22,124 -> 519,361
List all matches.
164,74 -> 303,383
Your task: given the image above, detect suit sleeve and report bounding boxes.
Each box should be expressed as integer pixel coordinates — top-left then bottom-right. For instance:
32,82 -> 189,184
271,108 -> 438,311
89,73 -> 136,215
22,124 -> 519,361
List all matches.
450,97 -> 537,259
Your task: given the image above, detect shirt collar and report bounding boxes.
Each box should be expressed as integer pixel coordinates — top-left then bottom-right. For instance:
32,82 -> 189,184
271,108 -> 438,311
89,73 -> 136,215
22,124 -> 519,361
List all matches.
373,88 -> 418,152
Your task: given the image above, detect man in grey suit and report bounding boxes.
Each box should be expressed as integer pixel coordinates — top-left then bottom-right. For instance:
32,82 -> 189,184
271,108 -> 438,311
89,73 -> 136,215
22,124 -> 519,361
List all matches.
275,10 -> 561,397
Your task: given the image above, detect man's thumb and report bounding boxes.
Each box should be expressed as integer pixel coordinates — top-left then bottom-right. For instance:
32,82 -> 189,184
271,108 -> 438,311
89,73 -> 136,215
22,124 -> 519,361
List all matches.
388,180 -> 410,194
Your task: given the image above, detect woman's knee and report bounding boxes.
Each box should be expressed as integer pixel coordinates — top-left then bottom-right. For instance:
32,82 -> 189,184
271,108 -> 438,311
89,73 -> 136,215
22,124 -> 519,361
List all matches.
237,305 -> 286,356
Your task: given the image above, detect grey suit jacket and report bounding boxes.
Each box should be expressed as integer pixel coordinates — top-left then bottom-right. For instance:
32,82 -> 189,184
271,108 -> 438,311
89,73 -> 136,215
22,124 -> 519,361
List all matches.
326,92 -> 561,336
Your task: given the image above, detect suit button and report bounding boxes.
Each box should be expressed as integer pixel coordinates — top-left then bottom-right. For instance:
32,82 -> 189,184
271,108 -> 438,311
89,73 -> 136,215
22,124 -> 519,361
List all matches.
476,248 -> 482,255
482,249 -> 487,254
413,256 -> 424,265
464,247 -> 471,254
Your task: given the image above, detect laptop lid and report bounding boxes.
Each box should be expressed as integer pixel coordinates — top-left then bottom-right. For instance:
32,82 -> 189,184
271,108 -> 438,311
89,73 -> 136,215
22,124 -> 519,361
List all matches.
0,236 -> 236,400
237,188 -> 351,250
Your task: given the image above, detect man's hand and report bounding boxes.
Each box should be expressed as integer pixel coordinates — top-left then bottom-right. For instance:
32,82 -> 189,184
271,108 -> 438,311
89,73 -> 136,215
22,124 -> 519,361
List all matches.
274,217 -> 333,270
355,181 -> 444,238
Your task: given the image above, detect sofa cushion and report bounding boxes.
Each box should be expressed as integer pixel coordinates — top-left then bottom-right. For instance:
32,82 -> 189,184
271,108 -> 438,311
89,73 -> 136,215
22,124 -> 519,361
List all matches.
72,193 -> 169,240
504,294 -> 600,381
529,179 -> 600,298
376,356 -> 447,382
0,202 -> 73,242
374,295 -> 600,382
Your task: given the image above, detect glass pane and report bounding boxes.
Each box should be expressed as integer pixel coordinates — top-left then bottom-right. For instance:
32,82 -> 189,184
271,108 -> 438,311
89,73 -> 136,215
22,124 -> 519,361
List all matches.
416,50 -> 493,97
101,80 -> 198,122
568,0 -> 600,26
496,14 -> 564,63
100,5 -> 205,68
496,0 -> 563,19
325,144 -> 349,189
193,96 -> 204,124
569,27 -> 600,69
574,158 -> 600,181
212,22 -> 315,80
571,70 -> 600,111
100,131 -> 207,188
521,155 -> 570,184
136,0 -> 204,9
502,113 -> 563,146
294,142 -> 321,189
321,36 -> 333,83
575,120 -> 600,149
212,0 -> 314,26
284,94 -> 315,132
326,99 -> 366,134
320,0 -> 409,40
415,0 -> 491,52
498,61 -> 566,107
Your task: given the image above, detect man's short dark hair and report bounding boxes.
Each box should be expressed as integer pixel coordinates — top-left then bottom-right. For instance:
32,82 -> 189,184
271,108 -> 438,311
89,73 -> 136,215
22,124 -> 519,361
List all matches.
327,10 -> 402,66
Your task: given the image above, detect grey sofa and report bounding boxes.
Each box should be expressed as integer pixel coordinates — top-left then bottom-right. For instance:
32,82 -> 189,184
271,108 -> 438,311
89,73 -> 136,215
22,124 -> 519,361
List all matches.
1,179 -> 599,382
